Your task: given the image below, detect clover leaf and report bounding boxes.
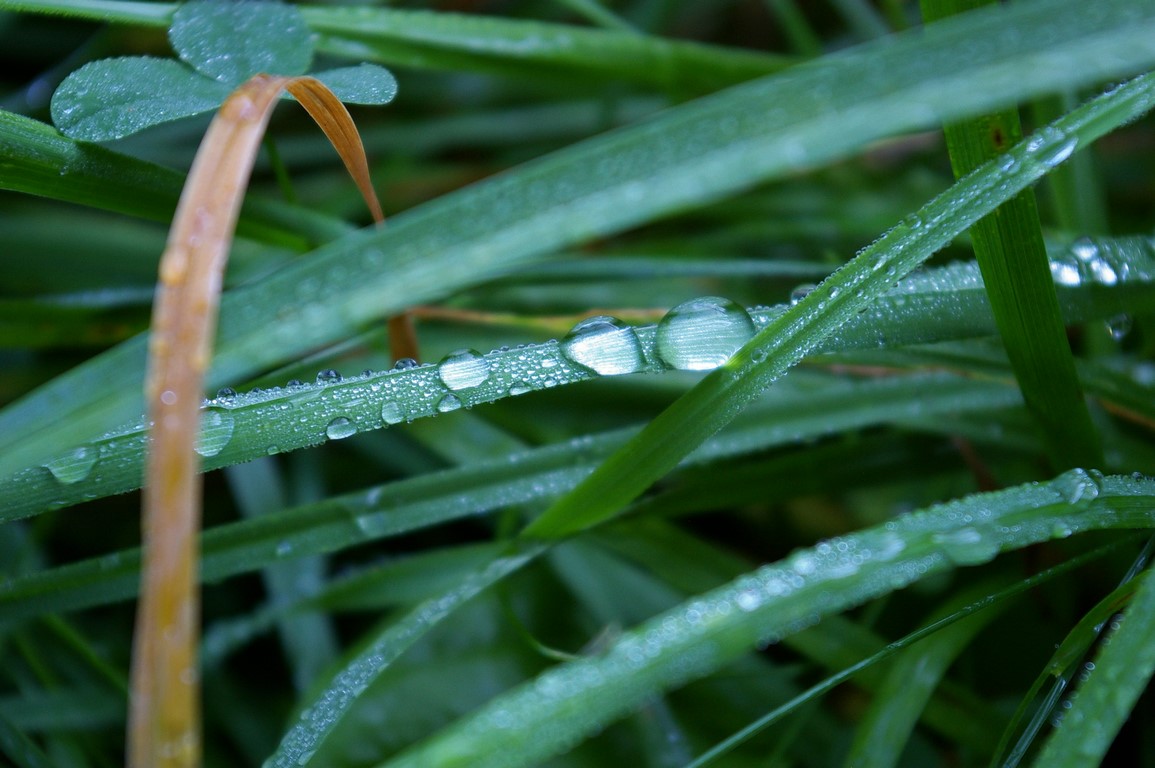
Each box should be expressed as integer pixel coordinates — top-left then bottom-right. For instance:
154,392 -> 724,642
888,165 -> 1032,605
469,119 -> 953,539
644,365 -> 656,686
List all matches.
51,0 -> 397,142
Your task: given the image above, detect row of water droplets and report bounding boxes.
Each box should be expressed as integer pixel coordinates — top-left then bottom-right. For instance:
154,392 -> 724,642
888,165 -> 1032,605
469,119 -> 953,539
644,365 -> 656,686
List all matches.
35,297 -> 759,490
32,231 -> 1154,491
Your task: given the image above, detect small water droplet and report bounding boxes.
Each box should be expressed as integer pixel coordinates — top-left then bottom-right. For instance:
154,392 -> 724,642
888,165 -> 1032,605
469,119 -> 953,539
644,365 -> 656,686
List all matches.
316,369 -> 342,384
276,540 -> 293,557
655,296 -> 756,371
381,401 -> 405,425
325,417 -> 356,440
1105,313 -> 1132,341
216,387 -> 236,399
393,357 -> 418,370
509,382 -> 531,396
43,445 -> 100,484
789,284 -> 816,305
933,527 -> 999,566
437,349 -> 490,390
286,379 -> 303,387
195,409 -> 235,457
437,393 -> 463,413
559,315 -> 644,375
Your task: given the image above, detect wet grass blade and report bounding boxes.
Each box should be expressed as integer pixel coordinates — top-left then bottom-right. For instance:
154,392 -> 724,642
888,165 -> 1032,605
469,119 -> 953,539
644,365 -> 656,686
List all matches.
382,473 -> 1155,768
4,0 -> 1155,481
920,0 -> 1101,471
522,73 -> 1155,540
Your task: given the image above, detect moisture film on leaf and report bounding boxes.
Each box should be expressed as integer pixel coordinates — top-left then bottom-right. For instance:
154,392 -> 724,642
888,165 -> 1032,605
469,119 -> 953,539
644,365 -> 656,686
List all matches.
310,64 -> 399,105
51,57 -> 231,142
170,0 -> 312,86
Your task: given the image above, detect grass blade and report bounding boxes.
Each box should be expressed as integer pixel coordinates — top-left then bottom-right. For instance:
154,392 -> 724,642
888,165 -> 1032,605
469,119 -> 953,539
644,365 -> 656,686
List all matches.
4,0 -> 1155,481
920,0 -> 1101,470
383,473 -> 1155,768
522,72 -> 1155,540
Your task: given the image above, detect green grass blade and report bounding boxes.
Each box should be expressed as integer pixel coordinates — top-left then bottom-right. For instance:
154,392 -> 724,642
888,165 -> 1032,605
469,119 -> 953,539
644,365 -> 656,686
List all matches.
1033,568 -> 1155,767
0,366 -> 1025,621
381,473 -> 1155,768
4,0 -> 1155,481
302,5 -> 790,94
5,243 -> 1154,521
0,110 -> 352,244
262,544 -> 545,768
921,0 -> 1101,471
687,539 -> 1133,767
845,583 -> 1008,768
522,73 -> 1155,540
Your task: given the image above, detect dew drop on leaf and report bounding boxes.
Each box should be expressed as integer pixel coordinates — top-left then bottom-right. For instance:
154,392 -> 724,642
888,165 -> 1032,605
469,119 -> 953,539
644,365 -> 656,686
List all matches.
43,445 -> 100,484
790,284 -> 816,305
437,349 -> 489,391
195,409 -> 235,457
393,357 -> 419,370
655,296 -> 756,371
325,417 -> 356,440
316,369 -> 342,384
560,315 -> 644,376
437,394 -> 463,413
380,401 -> 405,425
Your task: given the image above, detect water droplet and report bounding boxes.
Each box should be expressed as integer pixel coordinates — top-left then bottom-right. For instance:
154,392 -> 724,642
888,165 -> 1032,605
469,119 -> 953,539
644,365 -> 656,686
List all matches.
43,445 -> 99,484
194,409 -> 235,457
790,284 -> 816,305
216,387 -> 236,399
381,401 -> 405,425
655,296 -> 756,371
559,315 -> 644,376
509,382 -> 531,396
437,349 -> 490,390
316,369 -> 342,384
276,540 -> 293,557
1105,313 -> 1132,341
1054,468 -> 1102,505
933,527 -> 1000,566
325,417 -> 356,440
393,357 -> 418,370
437,393 -> 463,413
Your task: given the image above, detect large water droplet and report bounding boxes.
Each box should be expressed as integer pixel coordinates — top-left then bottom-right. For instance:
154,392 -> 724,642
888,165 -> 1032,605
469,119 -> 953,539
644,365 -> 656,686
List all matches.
437,349 -> 489,390
194,409 -> 235,457
560,316 -> 644,375
655,297 -> 756,371
380,401 -> 405,425
43,445 -> 99,484
325,417 -> 356,440
316,368 -> 342,384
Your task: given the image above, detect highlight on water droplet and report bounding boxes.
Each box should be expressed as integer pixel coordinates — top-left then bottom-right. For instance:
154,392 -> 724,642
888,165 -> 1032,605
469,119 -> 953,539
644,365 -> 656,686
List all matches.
559,315 -> 644,376
381,401 -> 405,425
194,408 -> 235,457
316,368 -> 342,384
437,393 -> 463,413
325,416 -> 356,440
437,349 -> 490,391
655,296 -> 756,371
43,445 -> 100,484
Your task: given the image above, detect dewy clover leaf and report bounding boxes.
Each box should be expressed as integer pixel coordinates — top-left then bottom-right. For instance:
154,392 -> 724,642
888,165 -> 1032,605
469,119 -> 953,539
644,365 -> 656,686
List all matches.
50,0 -> 397,141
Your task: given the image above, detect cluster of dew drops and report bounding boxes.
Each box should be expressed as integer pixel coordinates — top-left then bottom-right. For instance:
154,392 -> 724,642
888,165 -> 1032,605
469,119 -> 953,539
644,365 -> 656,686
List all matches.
224,296 -> 760,443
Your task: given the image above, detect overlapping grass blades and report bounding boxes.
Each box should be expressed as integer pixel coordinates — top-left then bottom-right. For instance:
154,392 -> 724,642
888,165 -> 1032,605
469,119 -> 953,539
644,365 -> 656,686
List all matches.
4,0 -> 1155,480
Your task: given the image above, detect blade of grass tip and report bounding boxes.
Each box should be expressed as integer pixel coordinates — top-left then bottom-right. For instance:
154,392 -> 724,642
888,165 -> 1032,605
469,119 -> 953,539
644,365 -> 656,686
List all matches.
1033,564 -> 1155,767
133,72 -> 385,768
282,77 -> 418,362
919,0 -> 1101,471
